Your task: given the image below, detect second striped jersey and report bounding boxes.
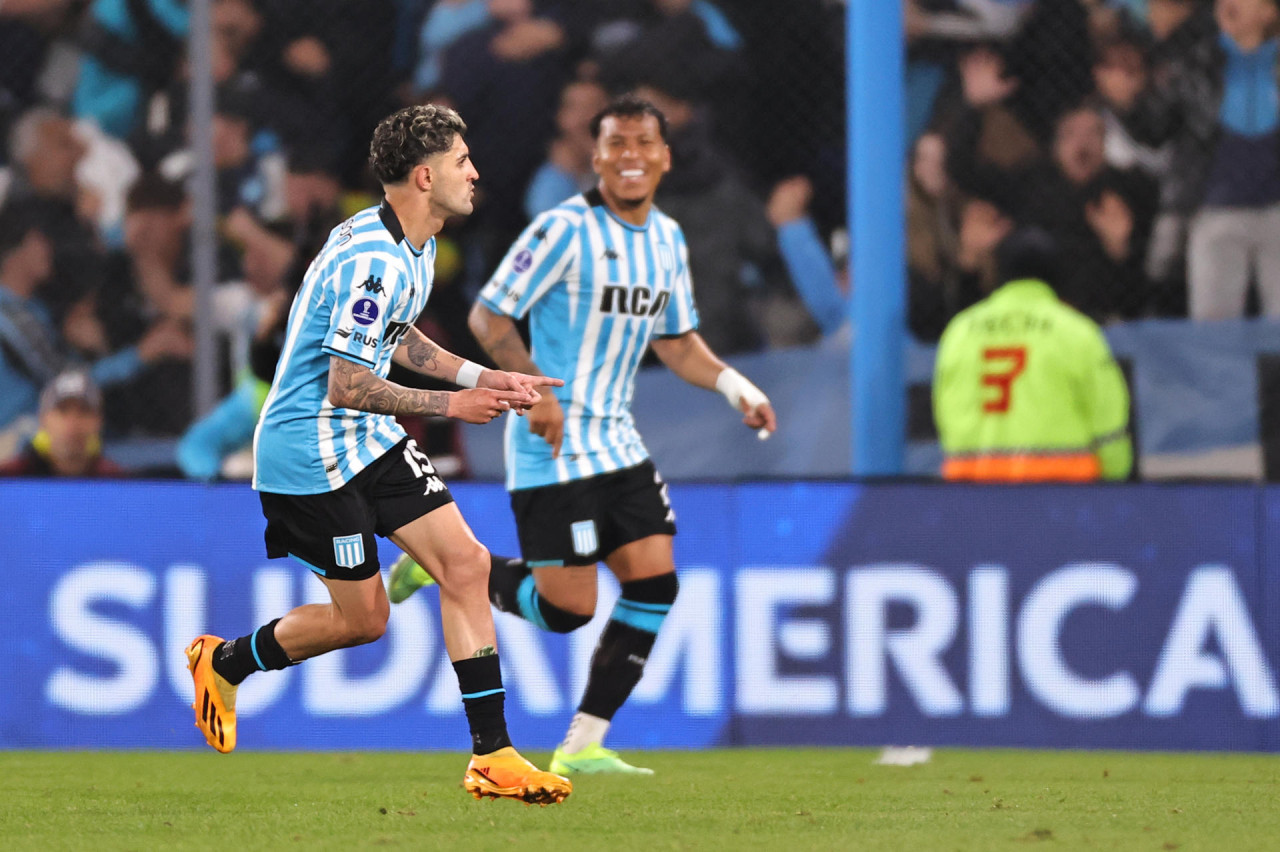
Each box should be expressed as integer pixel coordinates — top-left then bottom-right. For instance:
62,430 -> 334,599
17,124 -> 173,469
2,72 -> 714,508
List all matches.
478,189 -> 699,491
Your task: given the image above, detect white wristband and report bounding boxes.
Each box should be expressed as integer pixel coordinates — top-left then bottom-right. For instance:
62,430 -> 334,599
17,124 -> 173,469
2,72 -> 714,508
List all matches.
455,360 -> 484,389
715,368 -> 768,412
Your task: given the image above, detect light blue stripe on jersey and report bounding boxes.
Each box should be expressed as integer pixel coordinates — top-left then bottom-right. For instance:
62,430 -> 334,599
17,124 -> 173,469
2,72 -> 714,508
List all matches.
479,193 -> 699,491
253,203 -> 436,494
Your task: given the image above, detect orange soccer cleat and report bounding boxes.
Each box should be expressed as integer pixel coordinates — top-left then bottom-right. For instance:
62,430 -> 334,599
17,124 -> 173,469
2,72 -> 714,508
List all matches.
185,634 -> 238,753
463,747 -> 572,806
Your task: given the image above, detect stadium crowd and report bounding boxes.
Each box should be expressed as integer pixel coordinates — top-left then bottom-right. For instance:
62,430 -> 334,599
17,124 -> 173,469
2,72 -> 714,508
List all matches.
0,0 -> 1271,474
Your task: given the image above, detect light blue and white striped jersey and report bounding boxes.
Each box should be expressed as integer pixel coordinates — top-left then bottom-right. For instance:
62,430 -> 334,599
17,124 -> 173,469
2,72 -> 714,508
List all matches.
253,201 -> 435,494
479,189 -> 699,491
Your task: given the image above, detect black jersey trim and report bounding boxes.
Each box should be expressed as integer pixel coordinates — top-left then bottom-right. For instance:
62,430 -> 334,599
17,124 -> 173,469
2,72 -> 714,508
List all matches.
378,199 -> 424,256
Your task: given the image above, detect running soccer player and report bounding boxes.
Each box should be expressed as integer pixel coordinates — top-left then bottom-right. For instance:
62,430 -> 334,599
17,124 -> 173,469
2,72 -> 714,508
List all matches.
184,104 -> 571,806
389,94 -> 776,774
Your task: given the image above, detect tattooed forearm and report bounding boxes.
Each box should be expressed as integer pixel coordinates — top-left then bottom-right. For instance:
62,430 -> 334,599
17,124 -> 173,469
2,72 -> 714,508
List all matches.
403,334 -> 441,372
329,356 -> 450,416
469,306 -> 541,375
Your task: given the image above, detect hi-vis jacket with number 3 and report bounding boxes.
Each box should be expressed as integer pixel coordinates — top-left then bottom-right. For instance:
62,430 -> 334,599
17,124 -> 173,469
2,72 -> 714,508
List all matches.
932,278 -> 1132,481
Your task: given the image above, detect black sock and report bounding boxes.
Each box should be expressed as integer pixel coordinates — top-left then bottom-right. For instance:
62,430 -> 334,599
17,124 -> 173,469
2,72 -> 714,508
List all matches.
453,655 -> 513,755
212,618 -> 293,685
578,573 -> 678,720
488,554 -> 530,614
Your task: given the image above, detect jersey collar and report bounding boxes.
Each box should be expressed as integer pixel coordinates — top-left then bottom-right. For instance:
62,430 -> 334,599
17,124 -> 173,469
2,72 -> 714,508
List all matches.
585,187 -> 651,231
379,198 -> 424,255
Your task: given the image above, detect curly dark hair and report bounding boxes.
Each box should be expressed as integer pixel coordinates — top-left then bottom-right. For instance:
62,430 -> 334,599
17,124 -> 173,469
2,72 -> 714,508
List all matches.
368,104 -> 467,185
589,94 -> 668,141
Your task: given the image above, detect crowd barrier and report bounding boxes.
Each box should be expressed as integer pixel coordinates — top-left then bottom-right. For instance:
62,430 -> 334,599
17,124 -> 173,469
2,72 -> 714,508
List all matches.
2,479 -> 1277,751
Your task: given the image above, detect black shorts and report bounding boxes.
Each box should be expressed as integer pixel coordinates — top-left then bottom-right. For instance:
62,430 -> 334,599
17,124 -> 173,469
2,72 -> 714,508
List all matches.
510,459 -> 677,567
259,437 -> 454,581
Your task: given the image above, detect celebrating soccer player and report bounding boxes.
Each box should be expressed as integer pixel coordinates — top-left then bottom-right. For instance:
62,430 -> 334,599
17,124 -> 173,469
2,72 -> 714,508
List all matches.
184,104 -> 571,806
389,94 -> 776,775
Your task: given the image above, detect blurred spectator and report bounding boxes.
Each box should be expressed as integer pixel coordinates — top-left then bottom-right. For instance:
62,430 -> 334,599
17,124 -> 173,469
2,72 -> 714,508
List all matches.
410,0 -> 493,97
907,130 -> 1013,340
0,208 -> 187,453
73,0 -> 188,139
1022,99 -> 1158,321
436,0 -> 571,290
939,44 -> 1044,205
1002,0 -> 1096,141
1189,0 -> 1280,319
634,77 -> 820,352
0,0 -> 76,152
5,106 -> 105,324
765,175 -> 847,338
0,368 -> 124,476
524,77 -> 609,218
933,226 -> 1133,481
584,0 -> 743,94
904,0 -> 1029,142
1119,0 -> 1280,319
249,0 -> 398,188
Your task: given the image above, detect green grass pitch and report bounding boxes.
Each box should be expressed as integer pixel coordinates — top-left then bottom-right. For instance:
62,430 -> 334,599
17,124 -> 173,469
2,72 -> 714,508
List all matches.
2,748 -> 1278,851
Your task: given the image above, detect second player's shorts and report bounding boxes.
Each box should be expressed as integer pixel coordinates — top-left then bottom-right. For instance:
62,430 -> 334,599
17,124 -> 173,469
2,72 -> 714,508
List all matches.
259,437 -> 453,580
510,459 -> 677,567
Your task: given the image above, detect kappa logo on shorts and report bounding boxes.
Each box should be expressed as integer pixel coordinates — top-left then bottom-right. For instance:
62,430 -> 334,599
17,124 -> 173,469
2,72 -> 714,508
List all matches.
570,520 -> 598,557
333,533 -> 365,569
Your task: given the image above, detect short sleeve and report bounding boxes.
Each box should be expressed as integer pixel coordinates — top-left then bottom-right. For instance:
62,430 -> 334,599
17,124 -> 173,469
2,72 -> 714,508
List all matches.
322,255 -> 403,365
652,228 -> 700,337
478,212 -> 577,319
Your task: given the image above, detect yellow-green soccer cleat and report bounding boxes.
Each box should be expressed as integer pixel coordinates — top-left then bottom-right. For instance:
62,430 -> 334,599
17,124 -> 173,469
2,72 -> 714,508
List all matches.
549,743 -> 654,775
387,552 -> 435,604
463,747 -> 572,806
185,634 -> 238,753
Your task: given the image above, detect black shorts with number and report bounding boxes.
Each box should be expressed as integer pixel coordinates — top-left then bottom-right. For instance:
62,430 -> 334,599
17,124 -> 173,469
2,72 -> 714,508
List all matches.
259,437 -> 453,581
510,459 -> 677,567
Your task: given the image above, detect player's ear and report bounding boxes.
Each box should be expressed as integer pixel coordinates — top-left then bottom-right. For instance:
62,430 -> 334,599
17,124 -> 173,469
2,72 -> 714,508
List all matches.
661,143 -> 672,174
415,163 -> 432,192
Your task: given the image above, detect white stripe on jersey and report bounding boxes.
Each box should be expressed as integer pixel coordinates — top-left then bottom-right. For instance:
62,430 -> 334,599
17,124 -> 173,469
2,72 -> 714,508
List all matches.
479,192 -> 700,491
254,202 -> 436,494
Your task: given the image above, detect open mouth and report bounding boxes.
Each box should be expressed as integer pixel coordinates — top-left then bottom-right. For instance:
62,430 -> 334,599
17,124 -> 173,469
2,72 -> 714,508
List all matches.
619,169 -> 645,179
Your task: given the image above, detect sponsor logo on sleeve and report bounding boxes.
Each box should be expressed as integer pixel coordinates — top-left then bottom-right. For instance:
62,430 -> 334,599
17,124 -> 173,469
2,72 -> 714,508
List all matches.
512,249 -> 534,274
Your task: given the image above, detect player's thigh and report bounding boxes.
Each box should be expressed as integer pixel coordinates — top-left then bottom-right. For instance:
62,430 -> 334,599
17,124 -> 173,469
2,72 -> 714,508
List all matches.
597,460 -> 677,571
318,571 -> 390,632
605,534 -> 675,583
510,476 -> 604,613
389,501 -> 489,590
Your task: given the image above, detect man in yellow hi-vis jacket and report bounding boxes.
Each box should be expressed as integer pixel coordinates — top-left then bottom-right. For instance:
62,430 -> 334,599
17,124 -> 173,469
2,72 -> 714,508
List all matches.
932,228 -> 1132,481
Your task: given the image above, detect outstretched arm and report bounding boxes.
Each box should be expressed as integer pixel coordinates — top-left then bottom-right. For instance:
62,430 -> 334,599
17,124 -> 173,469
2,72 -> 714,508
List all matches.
393,324 -> 561,405
650,331 -> 777,435
328,355 -> 531,424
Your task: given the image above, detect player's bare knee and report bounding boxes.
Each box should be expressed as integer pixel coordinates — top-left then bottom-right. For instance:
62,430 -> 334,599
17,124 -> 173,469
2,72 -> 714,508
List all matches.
437,541 -> 490,595
340,609 -> 387,646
